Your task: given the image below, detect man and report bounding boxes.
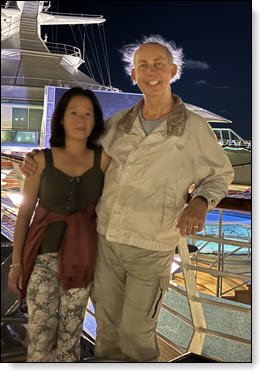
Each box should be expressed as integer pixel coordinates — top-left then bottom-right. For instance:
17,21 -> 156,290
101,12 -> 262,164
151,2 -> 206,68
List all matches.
22,35 -> 234,362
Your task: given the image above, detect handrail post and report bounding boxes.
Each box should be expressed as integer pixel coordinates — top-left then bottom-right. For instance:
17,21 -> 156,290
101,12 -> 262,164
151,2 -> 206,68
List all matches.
178,237 -> 206,354
216,209 -> 223,297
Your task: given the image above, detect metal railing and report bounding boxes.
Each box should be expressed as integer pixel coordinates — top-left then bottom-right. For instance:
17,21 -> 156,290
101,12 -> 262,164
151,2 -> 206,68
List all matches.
82,239 -> 251,361
43,11 -> 104,19
2,35 -> 81,58
44,41 -> 81,57
1,19 -> 20,38
1,75 -> 121,92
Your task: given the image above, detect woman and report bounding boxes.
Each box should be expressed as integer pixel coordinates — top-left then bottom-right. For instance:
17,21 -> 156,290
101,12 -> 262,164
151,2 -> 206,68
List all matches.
8,87 -> 110,362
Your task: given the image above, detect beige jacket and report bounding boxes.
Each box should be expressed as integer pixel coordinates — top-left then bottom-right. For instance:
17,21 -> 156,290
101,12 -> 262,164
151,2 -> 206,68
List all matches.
97,95 -> 234,251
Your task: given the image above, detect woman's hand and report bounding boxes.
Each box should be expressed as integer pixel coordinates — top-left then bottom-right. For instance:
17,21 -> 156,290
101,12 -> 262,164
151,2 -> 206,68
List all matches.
8,264 -> 23,294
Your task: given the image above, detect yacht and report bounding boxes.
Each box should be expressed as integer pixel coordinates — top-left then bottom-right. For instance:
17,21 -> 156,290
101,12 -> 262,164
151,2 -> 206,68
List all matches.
1,1 -> 251,185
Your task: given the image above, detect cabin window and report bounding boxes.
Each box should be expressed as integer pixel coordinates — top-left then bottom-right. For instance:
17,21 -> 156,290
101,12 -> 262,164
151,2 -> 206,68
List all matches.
222,129 -> 230,140
29,109 -> 43,130
1,130 -> 15,143
10,107 -> 43,131
12,108 -> 28,130
213,130 -> 221,140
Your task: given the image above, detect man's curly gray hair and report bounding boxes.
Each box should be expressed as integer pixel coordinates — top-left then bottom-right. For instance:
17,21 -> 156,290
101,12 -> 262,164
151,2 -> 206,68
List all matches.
119,35 -> 184,84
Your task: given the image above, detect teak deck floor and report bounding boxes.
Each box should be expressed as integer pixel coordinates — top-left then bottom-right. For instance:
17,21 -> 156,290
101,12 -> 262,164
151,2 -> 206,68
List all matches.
158,337 -> 182,362
174,256 -> 250,296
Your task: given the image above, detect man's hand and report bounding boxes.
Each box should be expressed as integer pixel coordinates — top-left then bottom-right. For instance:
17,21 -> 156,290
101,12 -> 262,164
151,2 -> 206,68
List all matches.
176,196 -> 208,236
20,149 -> 39,176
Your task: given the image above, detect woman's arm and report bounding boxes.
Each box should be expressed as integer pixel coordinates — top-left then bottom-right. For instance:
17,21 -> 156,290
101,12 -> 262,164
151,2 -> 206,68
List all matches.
8,151 -> 45,294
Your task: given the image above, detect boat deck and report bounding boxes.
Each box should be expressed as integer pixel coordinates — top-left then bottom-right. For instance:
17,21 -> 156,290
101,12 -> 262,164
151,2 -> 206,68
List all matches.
174,254 -> 251,301
158,337 -> 182,362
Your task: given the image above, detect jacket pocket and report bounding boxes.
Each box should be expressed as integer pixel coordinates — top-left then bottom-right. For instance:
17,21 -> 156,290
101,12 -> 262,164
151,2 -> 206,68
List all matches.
162,181 -> 178,228
148,276 -> 170,320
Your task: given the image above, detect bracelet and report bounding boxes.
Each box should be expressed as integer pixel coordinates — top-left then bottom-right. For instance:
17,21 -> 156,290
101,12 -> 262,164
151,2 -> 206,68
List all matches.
10,263 -> 22,268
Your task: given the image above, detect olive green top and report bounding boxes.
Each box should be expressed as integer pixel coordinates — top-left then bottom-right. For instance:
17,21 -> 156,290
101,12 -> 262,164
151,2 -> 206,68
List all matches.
38,147 -> 104,253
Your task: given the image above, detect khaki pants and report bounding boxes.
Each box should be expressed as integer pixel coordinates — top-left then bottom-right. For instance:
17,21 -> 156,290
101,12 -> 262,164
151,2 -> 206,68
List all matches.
26,253 -> 91,362
92,235 -> 174,362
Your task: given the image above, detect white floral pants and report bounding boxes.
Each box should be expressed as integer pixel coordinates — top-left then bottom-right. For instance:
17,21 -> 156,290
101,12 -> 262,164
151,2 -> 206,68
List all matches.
26,253 -> 90,362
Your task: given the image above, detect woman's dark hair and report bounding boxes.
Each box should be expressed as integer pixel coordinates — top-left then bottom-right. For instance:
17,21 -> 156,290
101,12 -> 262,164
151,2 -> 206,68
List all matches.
49,87 -> 105,149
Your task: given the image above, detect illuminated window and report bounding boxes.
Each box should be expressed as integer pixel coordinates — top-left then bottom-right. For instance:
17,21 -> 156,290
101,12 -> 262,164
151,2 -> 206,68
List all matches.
12,108 -> 28,129
29,109 -> 43,130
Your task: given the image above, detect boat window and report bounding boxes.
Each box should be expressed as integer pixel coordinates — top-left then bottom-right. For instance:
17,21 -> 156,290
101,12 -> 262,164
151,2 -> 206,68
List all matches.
213,130 -> 221,140
1,130 -> 16,143
15,131 -> 37,144
222,129 -> 230,140
29,109 -> 43,131
12,108 -> 28,130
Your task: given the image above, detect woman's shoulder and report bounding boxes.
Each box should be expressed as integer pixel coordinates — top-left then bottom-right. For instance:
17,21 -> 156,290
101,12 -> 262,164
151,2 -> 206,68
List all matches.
50,146 -> 62,155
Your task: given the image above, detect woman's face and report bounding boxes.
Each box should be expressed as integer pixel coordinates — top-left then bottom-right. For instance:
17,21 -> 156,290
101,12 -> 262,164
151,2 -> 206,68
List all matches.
62,95 -> 95,141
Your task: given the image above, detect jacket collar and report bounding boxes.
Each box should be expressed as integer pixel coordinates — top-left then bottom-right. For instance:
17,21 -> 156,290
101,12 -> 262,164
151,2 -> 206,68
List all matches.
117,94 -> 187,137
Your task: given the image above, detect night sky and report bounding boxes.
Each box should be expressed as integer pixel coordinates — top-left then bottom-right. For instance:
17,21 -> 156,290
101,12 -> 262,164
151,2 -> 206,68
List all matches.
41,1 -> 252,139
